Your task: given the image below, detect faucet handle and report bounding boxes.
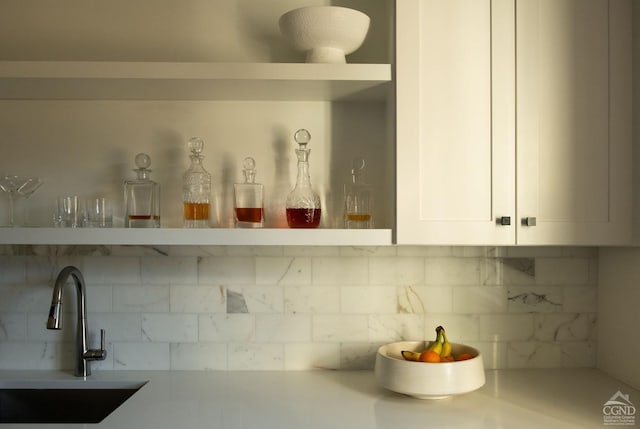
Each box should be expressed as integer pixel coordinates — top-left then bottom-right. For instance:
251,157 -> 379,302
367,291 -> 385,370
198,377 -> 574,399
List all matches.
85,329 -> 108,361
100,329 -> 106,351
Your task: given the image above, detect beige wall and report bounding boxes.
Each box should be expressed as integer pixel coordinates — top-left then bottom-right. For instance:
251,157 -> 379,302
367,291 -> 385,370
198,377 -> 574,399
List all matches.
597,1 -> 640,390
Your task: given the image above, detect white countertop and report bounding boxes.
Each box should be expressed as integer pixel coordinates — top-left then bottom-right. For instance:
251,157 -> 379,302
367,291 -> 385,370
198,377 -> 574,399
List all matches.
0,369 -> 638,428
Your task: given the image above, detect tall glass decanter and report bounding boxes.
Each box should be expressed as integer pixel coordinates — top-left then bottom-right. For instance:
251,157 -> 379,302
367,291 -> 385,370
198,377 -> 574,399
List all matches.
234,157 -> 264,228
183,137 -> 211,228
285,129 -> 321,228
343,158 -> 373,229
124,153 -> 160,228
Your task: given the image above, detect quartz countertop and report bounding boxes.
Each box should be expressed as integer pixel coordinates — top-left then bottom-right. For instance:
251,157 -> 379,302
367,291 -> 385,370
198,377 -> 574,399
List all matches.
0,369 -> 638,428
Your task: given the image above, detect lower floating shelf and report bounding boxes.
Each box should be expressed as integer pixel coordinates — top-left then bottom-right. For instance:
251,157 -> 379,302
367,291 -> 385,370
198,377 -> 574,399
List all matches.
0,227 -> 393,246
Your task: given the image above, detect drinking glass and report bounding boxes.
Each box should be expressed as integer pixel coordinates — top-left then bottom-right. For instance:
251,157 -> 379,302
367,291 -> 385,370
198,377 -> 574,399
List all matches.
0,175 -> 44,227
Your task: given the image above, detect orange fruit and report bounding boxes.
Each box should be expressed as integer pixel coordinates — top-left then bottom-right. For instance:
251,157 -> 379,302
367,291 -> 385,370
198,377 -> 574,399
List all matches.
419,349 -> 441,363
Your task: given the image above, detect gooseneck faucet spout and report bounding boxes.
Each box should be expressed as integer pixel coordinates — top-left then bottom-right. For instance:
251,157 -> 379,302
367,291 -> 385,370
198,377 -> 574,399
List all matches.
47,266 -> 107,377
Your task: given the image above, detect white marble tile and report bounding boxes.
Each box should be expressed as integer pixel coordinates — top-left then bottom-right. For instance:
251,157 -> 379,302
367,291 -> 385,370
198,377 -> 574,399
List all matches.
83,256 -> 141,285
90,313 -> 142,342
0,342 -> 61,370
535,258 -> 591,285
563,286 -> 597,312
199,314 -> 255,342
369,257 -> 424,286
507,341 -> 563,368
141,256 -> 198,285
368,314 -> 424,342
0,313 -> 26,340
284,343 -> 340,370
255,314 -> 311,342
284,286 -> 340,314
312,257 -> 368,285
482,258 -> 536,286
312,315 -> 369,342
468,341 -> 508,369
507,286 -> 563,313
340,342 -> 379,370
166,245 -> 227,257
397,285 -> 453,314
341,286 -> 397,314
255,257 -> 311,285
170,285 -> 226,313
142,313 -> 198,343
283,246 -> 340,257
170,342 -> 227,370
423,314 -> 480,342
0,256 -> 25,285
225,286 -> 283,313
453,286 -> 507,313
227,343 -> 284,370
113,285 -> 170,313
226,246 -> 284,257
113,342 -> 170,370
534,313 -> 596,341
339,246 -> 398,257
198,256 -> 255,285
561,341 -> 596,367
479,314 -> 535,341
0,284 -> 51,313
425,257 -> 480,285
397,246 -> 452,257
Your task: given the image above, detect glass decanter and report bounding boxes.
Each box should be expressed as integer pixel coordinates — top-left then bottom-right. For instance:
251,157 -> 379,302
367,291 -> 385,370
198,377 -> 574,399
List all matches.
183,137 -> 211,228
285,129 -> 321,228
124,153 -> 160,228
343,158 -> 373,229
234,157 -> 264,228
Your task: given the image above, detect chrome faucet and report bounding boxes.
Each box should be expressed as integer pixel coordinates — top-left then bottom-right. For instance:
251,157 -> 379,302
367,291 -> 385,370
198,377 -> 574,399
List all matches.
47,266 -> 107,377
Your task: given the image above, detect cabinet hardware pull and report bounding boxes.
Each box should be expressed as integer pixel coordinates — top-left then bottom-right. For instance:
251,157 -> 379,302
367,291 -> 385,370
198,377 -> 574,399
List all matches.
496,216 -> 511,226
522,217 -> 537,227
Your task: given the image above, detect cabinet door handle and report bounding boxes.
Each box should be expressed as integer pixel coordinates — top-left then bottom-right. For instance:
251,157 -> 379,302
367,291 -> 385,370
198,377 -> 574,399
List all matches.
496,216 -> 511,226
521,217 -> 537,227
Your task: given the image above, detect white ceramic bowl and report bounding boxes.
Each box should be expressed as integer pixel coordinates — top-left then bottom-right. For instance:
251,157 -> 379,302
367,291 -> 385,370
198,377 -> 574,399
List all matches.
375,341 -> 486,399
279,6 -> 370,63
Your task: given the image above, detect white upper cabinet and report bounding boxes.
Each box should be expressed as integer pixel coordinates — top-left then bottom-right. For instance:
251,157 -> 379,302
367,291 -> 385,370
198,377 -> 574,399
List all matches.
396,0 -> 632,245
516,0 -> 632,245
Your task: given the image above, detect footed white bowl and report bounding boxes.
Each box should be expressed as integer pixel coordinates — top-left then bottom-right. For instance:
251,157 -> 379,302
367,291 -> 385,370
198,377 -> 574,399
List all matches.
279,6 -> 370,63
375,341 -> 486,400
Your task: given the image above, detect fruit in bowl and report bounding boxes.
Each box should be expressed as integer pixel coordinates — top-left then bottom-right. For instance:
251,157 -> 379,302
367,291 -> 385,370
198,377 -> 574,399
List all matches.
374,326 -> 485,399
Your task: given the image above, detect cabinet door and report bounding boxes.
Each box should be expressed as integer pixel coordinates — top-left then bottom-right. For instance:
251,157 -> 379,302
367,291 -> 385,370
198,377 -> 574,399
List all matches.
516,0 -> 632,245
396,0 -> 516,244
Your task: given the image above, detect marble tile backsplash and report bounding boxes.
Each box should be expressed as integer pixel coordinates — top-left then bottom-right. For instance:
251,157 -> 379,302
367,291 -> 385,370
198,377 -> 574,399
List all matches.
0,245 -> 597,371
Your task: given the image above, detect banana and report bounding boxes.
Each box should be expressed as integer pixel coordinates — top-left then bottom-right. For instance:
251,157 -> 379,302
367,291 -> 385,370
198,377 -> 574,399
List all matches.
401,350 -> 421,361
419,326 -> 444,362
439,326 -> 452,359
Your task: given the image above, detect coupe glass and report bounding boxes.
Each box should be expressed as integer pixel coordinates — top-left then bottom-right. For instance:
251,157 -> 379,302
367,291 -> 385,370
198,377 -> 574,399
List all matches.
0,175 -> 44,227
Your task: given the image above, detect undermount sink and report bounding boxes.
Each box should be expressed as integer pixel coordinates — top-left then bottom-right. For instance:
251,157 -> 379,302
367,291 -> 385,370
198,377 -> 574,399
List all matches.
0,379 -> 147,424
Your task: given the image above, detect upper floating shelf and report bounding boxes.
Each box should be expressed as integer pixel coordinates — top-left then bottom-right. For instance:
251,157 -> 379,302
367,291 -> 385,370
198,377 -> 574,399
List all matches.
0,61 -> 392,101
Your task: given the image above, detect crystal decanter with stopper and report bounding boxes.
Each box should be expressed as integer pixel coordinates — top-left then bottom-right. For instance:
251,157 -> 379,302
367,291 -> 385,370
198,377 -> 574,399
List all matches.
343,158 -> 373,229
124,153 -> 160,228
234,157 -> 264,228
285,129 -> 321,228
183,137 -> 211,228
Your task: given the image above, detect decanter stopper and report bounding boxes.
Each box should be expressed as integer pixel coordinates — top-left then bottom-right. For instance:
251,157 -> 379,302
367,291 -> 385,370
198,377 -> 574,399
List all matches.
285,128 -> 321,228
234,157 -> 264,228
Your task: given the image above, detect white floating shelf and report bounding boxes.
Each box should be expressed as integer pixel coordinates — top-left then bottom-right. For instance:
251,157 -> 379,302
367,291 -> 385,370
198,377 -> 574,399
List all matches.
0,228 -> 393,246
0,61 -> 392,101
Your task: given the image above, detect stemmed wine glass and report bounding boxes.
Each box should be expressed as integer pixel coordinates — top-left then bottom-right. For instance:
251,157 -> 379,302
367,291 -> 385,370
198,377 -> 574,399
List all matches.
0,175 -> 44,227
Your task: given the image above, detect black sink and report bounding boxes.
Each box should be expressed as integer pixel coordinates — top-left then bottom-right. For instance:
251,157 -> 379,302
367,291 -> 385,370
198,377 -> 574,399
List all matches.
0,379 -> 147,424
